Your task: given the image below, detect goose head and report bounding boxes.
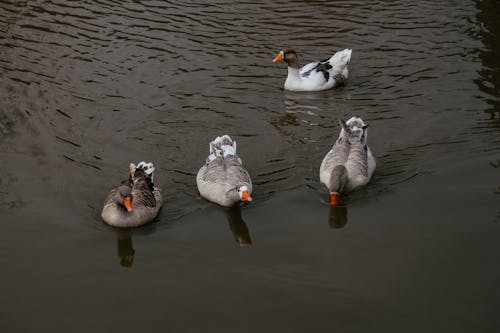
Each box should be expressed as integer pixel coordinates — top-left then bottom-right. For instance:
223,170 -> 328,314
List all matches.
113,184 -> 133,212
273,49 -> 300,69
237,185 -> 253,203
328,165 -> 348,205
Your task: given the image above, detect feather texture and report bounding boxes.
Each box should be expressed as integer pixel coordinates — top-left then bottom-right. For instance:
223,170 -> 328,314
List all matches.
197,135 -> 252,207
101,162 -> 162,227
274,49 -> 352,91
320,117 -> 376,197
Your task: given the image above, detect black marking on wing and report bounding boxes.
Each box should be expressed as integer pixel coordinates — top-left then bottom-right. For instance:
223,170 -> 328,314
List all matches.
316,62 -> 332,81
302,61 -> 332,82
333,74 -> 346,86
301,66 -> 315,78
316,53 -> 338,81
320,51 -> 337,63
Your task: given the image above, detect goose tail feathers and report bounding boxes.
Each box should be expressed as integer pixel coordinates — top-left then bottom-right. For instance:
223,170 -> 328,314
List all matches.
329,48 -> 352,66
136,161 -> 155,176
208,135 -> 237,160
130,161 -> 155,183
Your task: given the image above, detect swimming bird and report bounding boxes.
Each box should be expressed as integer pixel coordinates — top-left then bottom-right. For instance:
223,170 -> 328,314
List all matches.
273,48 -> 352,91
101,161 -> 162,227
319,117 -> 376,205
196,135 -> 253,207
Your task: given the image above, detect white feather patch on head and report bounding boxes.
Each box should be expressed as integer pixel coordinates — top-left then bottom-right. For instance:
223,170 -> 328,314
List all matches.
237,185 -> 251,201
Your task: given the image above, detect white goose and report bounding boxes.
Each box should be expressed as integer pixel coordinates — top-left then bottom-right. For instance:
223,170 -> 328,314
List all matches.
320,117 -> 376,205
196,135 -> 253,207
273,48 -> 352,92
101,162 -> 162,227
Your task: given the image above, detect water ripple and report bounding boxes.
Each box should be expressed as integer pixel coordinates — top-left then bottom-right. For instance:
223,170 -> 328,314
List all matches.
0,0 -> 496,226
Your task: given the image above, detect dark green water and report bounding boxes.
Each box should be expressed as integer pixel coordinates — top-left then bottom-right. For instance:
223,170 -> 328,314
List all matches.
1,1 -> 499,332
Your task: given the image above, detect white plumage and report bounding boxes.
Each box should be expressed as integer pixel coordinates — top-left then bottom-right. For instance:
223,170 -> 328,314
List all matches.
273,49 -> 352,91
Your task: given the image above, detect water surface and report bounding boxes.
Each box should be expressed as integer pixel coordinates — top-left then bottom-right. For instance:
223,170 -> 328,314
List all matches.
1,1 -> 499,332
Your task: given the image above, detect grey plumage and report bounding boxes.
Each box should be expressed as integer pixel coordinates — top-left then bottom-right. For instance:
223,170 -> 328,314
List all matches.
320,117 -> 376,196
197,135 -> 252,207
101,162 -> 162,227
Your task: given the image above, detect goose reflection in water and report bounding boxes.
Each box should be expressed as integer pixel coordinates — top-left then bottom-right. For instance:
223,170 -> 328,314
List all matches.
111,220 -> 157,267
329,203 -> 348,229
116,230 -> 135,267
223,206 -> 252,246
284,93 -> 322,117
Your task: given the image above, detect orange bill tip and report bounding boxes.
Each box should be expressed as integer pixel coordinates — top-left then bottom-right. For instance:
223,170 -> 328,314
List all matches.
273,50 -> 284,63
238,237 -> 252,246
124,196 -> 133,212
242,190 -> 253,202
330,192 -> 340,206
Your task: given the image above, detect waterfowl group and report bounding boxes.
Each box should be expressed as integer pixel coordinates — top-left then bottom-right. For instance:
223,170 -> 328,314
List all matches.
101,47 -> 376,227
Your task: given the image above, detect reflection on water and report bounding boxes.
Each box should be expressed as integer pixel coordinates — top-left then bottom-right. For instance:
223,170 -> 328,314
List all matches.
475,0 -> 500,122
223,206 -> 252,246
112,222 -> 157,267
2,0 -> 493,225
116,230 -> 135,268
1,0 -> 500,331
329,204 -> 348,229
284,93 -> 322,117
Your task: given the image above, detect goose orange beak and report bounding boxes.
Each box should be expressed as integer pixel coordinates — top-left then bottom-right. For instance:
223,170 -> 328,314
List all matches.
123,196 -> 133,212
330,192 -> 340,206
241,190 -> 253,202
273,50 -> 284,63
